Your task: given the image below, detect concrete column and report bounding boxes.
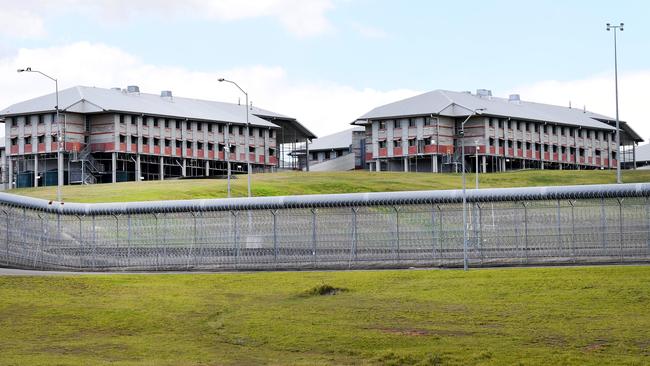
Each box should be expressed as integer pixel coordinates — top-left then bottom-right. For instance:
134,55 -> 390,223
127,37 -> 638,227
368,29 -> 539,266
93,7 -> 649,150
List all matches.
541,161 -> 545,170
182,158 -> 187,177
481,155 -> 486,173
305,138 -> 310,172
432,155 -> 438,173
33,155 -> 38,187
7,158 -> 12,190
501,158 -> 506,172
111,152 -> 117,183
376,160 -> 381,172
559,163 -> 563,170
135,154 -> 141,182
403,157 -> 408,172
159,156 -> 164,181
522,159 -> 526,169
205,160 -> 209,176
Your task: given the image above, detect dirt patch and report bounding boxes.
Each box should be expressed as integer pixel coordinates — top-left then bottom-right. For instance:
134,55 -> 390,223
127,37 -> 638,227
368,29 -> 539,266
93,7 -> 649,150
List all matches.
303,284 -> 349,296
583,341 -> 608,352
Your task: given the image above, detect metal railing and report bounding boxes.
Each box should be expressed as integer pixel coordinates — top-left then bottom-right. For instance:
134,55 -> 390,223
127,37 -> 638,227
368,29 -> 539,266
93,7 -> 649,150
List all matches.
1,183 -> 649,271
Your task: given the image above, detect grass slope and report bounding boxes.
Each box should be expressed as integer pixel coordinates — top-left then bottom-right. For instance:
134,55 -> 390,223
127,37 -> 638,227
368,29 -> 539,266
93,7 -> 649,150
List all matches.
0,266 -> 648,365
12,170 -> 650,203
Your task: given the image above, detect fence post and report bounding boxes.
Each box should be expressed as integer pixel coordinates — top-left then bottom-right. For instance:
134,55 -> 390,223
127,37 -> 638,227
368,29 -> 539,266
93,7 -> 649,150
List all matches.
431,204 -> 436,261
271,210 -> 278,263
522,202 -> 529,264
35,213 -> 44,269
21,208 -> 27,266
569,200 -> 576,262
232,211 -> 239,268
352,207 -> 358,263
127,213 -> 132,268
477,203 -> 483,259
438,205 -> 443,266
311,208 -> 317,266
92,215 -> 97,271
556,199 -> 562,253
77,215 -> 83,269
2,210 -> 8,266
646,197 -> 650,256
617,198 -> 624,263
601,197 -> 607,250
393,206 -> 400,261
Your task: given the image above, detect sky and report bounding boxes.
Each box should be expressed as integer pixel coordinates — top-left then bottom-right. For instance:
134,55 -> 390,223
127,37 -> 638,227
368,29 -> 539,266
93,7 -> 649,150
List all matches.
0,0 -> 648,140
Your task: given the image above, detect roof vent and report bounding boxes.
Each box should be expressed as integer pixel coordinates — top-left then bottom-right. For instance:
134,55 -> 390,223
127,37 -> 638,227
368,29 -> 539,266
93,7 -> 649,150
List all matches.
462,90 -> 471,94
126,85 -> 140,94
160,90 -> 173,98
476,89 -> 492,98
111,87 -> 121,91
508,94 -> 521,103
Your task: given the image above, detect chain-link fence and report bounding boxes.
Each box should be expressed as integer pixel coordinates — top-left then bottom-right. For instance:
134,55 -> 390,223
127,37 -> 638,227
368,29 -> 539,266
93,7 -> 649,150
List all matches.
1,183 -> 649,271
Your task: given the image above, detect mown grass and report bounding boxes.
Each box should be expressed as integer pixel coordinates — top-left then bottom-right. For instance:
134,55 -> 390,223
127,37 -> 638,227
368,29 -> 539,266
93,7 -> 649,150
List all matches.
13,169 -> 650,203
0,266 -> 648,365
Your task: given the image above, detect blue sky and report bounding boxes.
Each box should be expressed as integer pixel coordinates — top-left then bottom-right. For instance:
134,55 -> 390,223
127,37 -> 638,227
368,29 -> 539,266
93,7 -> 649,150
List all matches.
1,0 -> 648,137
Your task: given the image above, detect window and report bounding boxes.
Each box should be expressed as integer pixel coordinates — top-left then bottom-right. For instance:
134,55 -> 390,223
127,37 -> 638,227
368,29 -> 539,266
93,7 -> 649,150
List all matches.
507,140 -> 513,148
218,143 -> 225,152
197,142 -> 203,150
229,145 -> 236,153
258,129 -> 264,138
176,139 -> 182,147
186,121 -> 191,129
552,145 -> 557,153
37,136 -> 45,144
378,121 -> 386,130
408,138 -> 416,147
535,143 -> 541,152
119,135 -> 126,143
248,128 -> 254,137
378,141 -> 387,148
239,126 -> 244,135
489,138 -> 495,147
10,137 -> 17,146
164,120 -> 169,128
543,125 -> 548,134
131,117 -> 137,126
561,146 -> 566,154
249,146 -> 255,153
153,119 -> 158,127
197,123 -> 202,131
38,115 -> 44,125
207,124 -> 212,133
525,142 -> 531,150
595,149 -> 601,157
207,143 -> 213,151
498,120 -> 503,129
165,139 -> 171,147
270,130 -> 275,138
24,137 -> 31,145
131,136 -> 137,144
153,138 -> 160,146
393,140 -> 400,148
218,124 -> 223,133
424,117 -> 433,126
11,119 -> 17,127
269,148 -> 275,156
408,119 -> 416,128
25,117 -> 31,126
516,141 -> 522,149
517,121 -> 523,131
228,125 -> 233,134
143,137 -> 149,145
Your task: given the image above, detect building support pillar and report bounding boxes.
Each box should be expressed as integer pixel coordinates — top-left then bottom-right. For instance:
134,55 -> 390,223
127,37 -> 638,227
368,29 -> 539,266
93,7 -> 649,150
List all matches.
7,158 -> 12,190
522,159 -> 526,169
159,156 -> 164,181
481,155 -> 487,173
182,158 -> 187,177
501,158 -> 506,172
432,155 -> 438,173
305,138 -> 310,172
111,152 -> 117,183
205,160 -> 210,177
559,163 -> 563,170
135,154 -> 141,182
403,157 -> 408,172
33,155 -> 38,187
376,160 -> 380,172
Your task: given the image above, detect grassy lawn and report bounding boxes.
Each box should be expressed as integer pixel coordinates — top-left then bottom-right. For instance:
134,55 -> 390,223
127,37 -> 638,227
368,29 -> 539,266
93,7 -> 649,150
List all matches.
0,266 -> 648,365
12,170 -> 650,203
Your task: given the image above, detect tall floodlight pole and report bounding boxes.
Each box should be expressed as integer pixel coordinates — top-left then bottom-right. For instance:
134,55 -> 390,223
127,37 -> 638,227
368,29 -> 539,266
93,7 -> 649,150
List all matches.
459,108 -> 485,271
218,78 -> 252,197
17,67 -> 62,202
474,139 -> 479,190
606,22 -> 623,184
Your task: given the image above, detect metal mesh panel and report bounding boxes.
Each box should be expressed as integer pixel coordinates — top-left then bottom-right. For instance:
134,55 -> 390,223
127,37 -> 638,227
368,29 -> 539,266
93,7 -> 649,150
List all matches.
0,184 -> 649,271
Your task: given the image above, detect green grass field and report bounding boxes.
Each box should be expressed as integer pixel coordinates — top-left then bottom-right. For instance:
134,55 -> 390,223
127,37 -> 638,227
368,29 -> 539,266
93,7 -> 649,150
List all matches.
12,169 -> 650,203
0,266 -> 648,365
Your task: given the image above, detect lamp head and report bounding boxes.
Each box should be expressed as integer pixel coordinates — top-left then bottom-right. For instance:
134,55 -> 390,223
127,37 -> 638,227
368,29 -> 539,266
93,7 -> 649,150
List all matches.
620,22 -> 624,31
218,78 -> 225,82
17,67 -> 31,72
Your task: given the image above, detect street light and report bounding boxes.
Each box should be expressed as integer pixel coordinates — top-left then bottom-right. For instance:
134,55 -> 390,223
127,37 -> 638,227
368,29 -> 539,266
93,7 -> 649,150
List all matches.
474,139 -> 479,190
459,107 -> 486,271
218,78 -> 252,197
606,22 -> 623,184
17,67 -> 63,202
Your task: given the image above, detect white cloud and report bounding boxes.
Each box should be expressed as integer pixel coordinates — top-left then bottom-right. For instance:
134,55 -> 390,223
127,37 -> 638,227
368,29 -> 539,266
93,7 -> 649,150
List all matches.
350,22 -> 388,39
505,70 -> 650,143
0,0 -> 335,38
0,42 -> 418,138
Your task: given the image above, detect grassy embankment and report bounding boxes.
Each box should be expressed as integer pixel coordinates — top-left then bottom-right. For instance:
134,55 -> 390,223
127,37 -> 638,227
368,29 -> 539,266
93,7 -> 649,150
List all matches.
13,169 -> 650,203
0,266 -> 648,365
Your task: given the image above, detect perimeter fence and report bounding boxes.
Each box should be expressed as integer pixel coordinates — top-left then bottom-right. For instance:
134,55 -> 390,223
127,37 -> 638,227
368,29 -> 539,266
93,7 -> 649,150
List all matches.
1,183 -> 649,271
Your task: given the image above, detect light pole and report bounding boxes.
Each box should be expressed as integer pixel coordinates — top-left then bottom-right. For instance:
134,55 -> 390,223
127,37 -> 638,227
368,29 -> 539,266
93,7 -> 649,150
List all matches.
17,67 -> 63,202
606,22 -> 623,184
459,108 -> 485,271
218,78 -> 252,197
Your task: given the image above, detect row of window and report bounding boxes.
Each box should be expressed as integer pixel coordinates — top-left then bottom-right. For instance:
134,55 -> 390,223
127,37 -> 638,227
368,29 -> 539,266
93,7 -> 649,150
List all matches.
377,117 -> 437,130
9,114 -> 57,127
118,115 -> 275,138
117,136 -> 274,154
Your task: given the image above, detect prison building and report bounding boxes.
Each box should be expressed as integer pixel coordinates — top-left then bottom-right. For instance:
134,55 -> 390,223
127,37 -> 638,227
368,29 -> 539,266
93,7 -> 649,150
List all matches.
292,127 -> 366,171
352,89 -> 643,173
633,143 -> 650,169
0,85 -> 315,188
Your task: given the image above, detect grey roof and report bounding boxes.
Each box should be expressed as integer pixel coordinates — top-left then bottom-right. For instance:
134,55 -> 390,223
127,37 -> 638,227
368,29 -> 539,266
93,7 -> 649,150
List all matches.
355,89 -> 623,131
635,143 -> 650,162
307,127 -> 365,151
0,86 -> 297,128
